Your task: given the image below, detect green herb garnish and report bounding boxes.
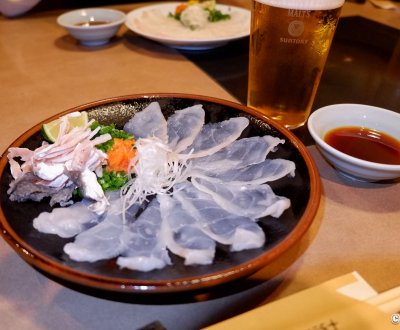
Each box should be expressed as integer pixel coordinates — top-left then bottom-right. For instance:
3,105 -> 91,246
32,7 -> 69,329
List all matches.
168,12 -> 181,20
91,121 -> 133,152
207,9 -> 230,22
168,7 -> 230,23
98,170 -> 129,191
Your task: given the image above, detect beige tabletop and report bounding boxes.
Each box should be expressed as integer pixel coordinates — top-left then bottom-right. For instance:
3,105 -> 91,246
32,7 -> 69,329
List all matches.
1,1 -> 400,329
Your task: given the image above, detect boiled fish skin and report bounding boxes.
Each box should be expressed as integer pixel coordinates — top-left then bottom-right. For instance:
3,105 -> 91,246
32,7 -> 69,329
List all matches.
117,199 -> 172,272
8,172 -> 75,207
174,183 -> 265,252
158,194 -> 216,265
191,177 -> 290,218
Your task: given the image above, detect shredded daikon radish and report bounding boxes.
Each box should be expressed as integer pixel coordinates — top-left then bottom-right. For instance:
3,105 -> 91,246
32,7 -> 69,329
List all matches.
121,136 -> 191,224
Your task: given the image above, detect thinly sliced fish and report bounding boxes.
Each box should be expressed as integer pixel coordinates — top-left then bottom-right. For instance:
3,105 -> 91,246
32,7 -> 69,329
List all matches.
63,200 -> 142,262
158,194 -> 216,265
167,104 -> 205,153
190,136 -> 285,173
174,183 -> 265,252
117,199 -> 172,272
192,158 -> 296,185
123,102 -> 168,142
33,199 -> 101,238
182,117 -> 249,159
63,213 -> 126,262
191,177 -> 290,219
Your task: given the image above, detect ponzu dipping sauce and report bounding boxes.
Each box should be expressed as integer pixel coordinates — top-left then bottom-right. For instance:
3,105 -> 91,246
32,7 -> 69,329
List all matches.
324,126 -> 400,165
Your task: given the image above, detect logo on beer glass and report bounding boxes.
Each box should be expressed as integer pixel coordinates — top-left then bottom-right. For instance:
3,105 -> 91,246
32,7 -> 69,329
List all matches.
288,20 -> 304,37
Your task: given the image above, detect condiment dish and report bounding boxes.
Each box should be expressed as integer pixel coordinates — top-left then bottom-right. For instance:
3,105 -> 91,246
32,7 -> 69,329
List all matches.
57,8 -> 126,46
308,103 -> 400,182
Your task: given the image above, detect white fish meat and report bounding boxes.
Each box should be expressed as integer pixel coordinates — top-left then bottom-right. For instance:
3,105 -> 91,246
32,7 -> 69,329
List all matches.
191,177 -> 290,219
7,112 -> 111,214
166,104 -> 205,153
174,183 -> 265,252
63,197 -> 142,262
33,199 -> 101,238
63,213 -> 126,262
123,102 -> 168,143
190,136 -> 285,173
193,158 -> 296,185
158,194 -> 216,265
182,117 -> 249,158
117,199 -> 172,272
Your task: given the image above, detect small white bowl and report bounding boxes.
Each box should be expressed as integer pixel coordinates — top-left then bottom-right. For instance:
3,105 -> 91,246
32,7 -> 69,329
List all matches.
308,104 -> 400,182
57,8 -> 126,46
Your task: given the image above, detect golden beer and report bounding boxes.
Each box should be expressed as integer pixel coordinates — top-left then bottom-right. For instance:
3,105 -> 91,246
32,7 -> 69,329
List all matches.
247,0 -> 344,129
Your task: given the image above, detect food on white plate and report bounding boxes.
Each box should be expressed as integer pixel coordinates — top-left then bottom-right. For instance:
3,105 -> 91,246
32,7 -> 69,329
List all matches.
169,0 -> 231,30
7,102 -> 295,271
129,2 -> 249,41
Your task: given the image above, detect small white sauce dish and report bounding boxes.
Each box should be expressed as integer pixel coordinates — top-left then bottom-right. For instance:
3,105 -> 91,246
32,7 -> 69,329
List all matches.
57,8 -> 126,46
307,103 -> 400,182
0,0 -> 41,17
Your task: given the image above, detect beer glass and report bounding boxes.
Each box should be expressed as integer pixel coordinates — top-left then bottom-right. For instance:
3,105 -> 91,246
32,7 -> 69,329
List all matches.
247,0 -> 344,129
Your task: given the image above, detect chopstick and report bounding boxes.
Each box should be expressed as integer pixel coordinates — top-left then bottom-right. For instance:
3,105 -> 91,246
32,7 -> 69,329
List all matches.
366,286 -> 400,314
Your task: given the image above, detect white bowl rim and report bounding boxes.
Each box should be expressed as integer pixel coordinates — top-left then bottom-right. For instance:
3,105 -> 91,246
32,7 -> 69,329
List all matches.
308,103 -> 400,171
57,8 -> 126,29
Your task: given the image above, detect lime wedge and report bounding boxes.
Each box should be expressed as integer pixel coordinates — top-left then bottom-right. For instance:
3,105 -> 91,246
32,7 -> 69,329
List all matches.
42,111 -> 89,143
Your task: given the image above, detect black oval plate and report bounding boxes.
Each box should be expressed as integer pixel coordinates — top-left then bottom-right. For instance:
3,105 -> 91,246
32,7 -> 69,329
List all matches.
0,94 -> 321,293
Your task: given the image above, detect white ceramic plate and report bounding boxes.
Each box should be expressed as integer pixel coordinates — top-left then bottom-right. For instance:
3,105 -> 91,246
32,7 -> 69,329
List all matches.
125,2 -> 251,50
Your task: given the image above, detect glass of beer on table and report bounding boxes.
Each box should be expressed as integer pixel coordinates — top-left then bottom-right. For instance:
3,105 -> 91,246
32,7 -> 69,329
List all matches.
247,0 -> 344,129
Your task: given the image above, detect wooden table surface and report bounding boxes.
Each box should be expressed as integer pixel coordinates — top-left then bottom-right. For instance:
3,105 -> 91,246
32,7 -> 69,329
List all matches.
1,1 -> 399,329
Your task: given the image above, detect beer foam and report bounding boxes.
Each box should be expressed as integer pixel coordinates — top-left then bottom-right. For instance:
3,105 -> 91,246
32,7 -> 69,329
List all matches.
255,0 -> 344,10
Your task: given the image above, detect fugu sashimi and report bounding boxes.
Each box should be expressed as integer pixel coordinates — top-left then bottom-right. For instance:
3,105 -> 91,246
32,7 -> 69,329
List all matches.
64,213 -> 127,262
106,190 -> 143,219
158,194 -> 216,265
190,136 -> 285,174
174,183 -> 265,251
191,177 -> 290,219
167,105 -> 205,153
116,199 -> 172,272
182,117 -> 249,158
123,102 -> 168,143
33,199 -> 102,238
193,158 -> 296,185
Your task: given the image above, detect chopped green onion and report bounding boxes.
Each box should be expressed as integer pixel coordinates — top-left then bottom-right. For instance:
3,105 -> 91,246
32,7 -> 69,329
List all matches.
91,121 -> 133,152
98,170 -> 130,192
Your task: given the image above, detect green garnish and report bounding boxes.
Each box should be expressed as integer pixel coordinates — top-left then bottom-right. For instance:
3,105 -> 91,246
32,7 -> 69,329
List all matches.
91,121 -> 133,152
168,12 -> 181,20
168,6 -> 230,23
98,170 -> 129,191
72,188 -> 83,198
207,9 -> 230,22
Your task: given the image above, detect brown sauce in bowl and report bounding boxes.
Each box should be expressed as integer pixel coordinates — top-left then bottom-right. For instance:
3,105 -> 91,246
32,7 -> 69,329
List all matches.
324,126 -> 400,165
75,21 -> 111,27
